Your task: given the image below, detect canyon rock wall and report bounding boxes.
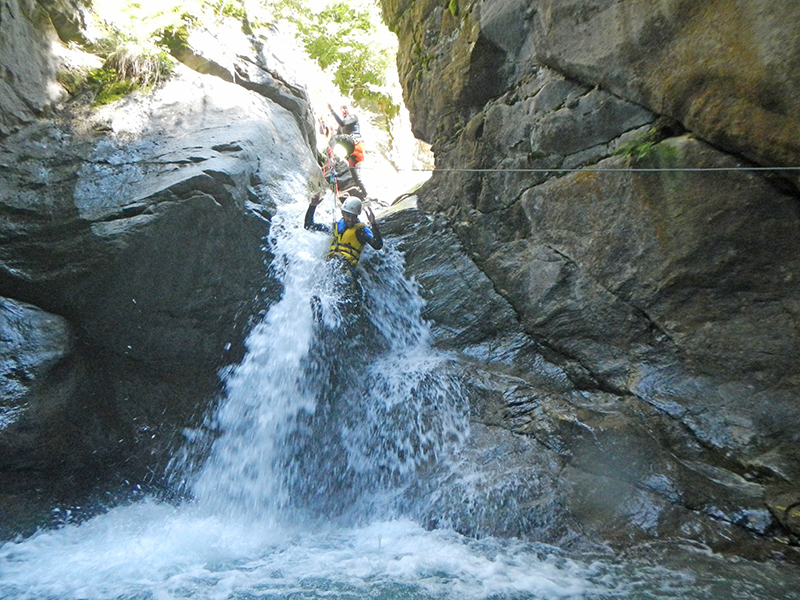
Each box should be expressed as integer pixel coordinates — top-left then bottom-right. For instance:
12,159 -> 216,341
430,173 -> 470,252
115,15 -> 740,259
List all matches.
381,0 -> 800,556
0,5 -> 322,533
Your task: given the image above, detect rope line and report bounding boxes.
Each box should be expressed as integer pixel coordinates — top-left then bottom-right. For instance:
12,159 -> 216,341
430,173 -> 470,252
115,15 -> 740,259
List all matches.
385,166 -> 800,174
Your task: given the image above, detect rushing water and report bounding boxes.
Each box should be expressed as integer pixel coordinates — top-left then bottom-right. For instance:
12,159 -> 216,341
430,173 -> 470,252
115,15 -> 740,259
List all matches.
2,197 -> 800,600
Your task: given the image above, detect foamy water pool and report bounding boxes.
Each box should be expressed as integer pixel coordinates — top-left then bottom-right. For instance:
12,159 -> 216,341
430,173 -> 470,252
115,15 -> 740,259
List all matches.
2,500 -> 800,600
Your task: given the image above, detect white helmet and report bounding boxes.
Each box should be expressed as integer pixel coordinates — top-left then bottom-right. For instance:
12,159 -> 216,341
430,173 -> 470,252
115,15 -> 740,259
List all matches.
341,197 -> 362,215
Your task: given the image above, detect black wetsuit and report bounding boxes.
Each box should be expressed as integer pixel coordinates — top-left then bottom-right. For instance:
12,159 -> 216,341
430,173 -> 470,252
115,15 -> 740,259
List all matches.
331,110 -> 361,138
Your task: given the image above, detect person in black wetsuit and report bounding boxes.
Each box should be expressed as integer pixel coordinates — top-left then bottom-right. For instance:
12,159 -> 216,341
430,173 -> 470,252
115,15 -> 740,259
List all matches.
328,103 -> 361,138
327,103 -> 368,197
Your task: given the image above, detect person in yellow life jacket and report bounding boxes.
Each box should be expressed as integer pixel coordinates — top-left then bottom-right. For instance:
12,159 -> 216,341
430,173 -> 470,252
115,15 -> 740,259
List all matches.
304,192 -> 383,270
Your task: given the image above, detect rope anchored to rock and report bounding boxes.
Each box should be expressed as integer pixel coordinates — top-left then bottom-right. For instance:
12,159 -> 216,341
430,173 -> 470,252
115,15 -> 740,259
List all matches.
395,166 -> 800,174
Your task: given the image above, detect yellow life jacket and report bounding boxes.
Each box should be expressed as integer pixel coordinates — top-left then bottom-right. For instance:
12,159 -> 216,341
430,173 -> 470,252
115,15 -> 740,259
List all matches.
328,221 -> 366,266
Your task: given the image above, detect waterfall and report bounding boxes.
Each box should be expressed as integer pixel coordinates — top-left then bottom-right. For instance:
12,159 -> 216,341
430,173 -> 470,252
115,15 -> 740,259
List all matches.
185,195 -> 469,523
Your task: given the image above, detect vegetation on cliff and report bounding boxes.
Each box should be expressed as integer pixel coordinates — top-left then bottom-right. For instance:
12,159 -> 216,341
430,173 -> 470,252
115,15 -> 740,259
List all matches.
271,0 -> 399,118
55,0 -> 397,118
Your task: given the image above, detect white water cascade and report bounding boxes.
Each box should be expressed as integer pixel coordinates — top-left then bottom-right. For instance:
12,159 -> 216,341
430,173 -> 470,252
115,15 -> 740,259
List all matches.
2,196 -> 800,600
186,196 -> 470,525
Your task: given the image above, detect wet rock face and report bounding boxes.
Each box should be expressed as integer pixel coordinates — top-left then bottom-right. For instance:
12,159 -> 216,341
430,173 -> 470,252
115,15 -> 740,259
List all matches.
0,297 -> 74,427
382,206 -> 799,558
1,65 -> 320,365
381,0 -> 800,555
0,15 -> 322,523
0,297 -> 88,537
164,18 -> 318,149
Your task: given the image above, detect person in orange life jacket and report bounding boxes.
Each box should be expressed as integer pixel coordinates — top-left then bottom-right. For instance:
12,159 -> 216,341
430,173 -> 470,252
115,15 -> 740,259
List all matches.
304,192 -> 382,270
328,103 -> 367,195
329,134 -> 368,198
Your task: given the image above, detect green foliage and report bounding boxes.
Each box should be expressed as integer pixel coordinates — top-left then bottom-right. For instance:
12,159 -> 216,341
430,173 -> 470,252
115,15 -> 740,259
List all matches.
413,43 -> 433,71
272,0 -> 400,120
89,68 -> 139,105
614,118 -> 684,166
615,137 -> 658,162
614,128 -> 679,166
64,0 -> 399,119
105,44 -> 173,88
62,0 -> 243,106
615,128 -> 659,163
448,0 -> 458,17
89,1 -> 245,62
62,43 -> 174,106
208,0 -> 247,20
154,23 -> 191,56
